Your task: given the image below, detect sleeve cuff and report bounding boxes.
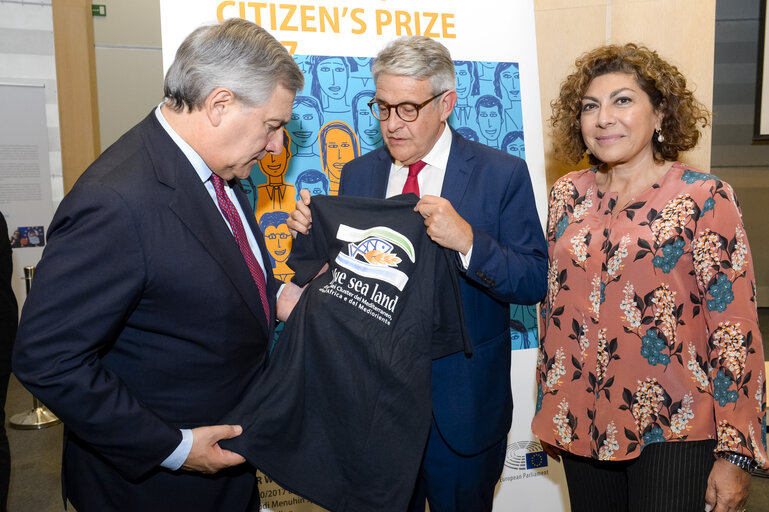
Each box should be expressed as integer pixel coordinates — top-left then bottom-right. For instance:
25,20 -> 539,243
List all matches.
160,429 -> 193,470
458,244 -> 473,269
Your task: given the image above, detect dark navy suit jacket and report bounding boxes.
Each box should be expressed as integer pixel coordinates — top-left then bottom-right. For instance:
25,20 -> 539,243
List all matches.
339,129 -> 547,455
12,112 -> 275,512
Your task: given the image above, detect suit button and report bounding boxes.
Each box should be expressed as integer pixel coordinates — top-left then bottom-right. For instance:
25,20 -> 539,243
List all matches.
476,271 -> 484,278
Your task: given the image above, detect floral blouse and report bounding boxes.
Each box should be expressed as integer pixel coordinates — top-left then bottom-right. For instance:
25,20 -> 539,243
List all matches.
531,162 -> 767,466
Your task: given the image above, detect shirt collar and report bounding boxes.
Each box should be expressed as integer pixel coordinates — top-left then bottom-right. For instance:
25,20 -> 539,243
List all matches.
155,104 -> 214,184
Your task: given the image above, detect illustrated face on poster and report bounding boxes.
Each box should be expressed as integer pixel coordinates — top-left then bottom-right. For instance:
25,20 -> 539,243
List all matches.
288,96 -> 324,157
319,120 -> 359,194
312,56 -> 350,112
475,95 -> 505,148
502,131 -> 526,160
254,130 -> 296,217
259,139 -> 291,178
352,90 -> 382,150
455,61 -> 478,104
258,211 -> 293,282
295,169 -> 330,199
496,63 -> 520,103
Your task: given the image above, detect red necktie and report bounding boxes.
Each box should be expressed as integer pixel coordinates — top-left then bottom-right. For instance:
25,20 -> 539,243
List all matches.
402,160 -> 427,196
210,174 -> 271,322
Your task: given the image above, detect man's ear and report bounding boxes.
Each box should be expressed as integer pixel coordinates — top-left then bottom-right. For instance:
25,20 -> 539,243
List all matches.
440,90 -> 458,122
204,87 -> 236,127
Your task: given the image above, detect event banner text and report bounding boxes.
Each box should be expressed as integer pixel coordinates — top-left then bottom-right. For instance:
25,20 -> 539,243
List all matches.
216,1 -> 457,44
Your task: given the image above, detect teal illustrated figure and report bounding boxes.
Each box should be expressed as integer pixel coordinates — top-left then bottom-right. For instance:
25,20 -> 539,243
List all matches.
311,56 -> 350,113
494,62 -> 522,131
510,303 -> 537,350
352,90 -> 382,152
294,169 -> 329,199
452,60 -> 479,126
476,60 -> 497,95
509,319 -> 533,350
287,96 -> 323,161
501,130 -> 525,160
348,57 -> 374,90
475,95 -> 504,149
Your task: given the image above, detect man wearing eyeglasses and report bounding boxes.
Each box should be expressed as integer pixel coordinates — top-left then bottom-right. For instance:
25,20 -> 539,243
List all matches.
288,36 -> 547,512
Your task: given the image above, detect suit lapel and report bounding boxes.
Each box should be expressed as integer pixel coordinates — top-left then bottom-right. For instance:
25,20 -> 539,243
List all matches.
141,113 -> 270,336
439,129 -> 475,207
371,149 -> 391,199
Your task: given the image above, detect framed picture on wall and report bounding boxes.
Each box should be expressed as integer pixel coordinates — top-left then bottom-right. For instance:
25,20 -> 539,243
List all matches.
754,0 -> 769,141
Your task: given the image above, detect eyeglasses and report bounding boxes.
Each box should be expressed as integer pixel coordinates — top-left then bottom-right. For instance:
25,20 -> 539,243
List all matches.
367,91 -> 448,122
265,233 -> 291,240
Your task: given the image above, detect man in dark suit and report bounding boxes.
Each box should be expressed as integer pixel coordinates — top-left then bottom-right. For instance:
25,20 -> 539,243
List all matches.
0,212 -> 17,512
12,19 -> 304,512
289,36 -> 547,511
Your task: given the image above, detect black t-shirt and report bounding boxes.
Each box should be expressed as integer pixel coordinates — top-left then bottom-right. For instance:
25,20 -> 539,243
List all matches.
221,194 -> 469,511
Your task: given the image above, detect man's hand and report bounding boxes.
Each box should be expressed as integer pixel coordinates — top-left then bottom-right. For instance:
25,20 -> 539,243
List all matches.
704,458 -> 751,512
287,189 -> 312,237
180,425 -> 246,474
414,195 -> 473,254
276,264 -> 329,321
277,282 -> 304,322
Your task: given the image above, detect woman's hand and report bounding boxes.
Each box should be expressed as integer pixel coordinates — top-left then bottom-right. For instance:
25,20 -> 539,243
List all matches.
704,458 -> 751,512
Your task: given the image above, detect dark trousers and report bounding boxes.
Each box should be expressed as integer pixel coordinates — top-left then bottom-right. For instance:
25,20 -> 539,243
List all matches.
562,440 -> 717,512
407,418 -> 506,512
0,372 -> 9,512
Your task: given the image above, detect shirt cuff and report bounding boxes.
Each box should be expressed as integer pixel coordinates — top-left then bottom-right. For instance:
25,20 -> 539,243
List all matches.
276,283 -> 286,300
160,429 -> 193,470
458,245 -> 473,269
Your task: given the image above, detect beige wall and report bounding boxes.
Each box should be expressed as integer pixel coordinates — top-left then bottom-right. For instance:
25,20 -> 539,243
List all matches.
534,0 -> 716,186
93,0 -> 163,152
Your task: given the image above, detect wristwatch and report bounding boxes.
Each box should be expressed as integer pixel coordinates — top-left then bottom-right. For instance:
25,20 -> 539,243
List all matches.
717,451 -> 759,474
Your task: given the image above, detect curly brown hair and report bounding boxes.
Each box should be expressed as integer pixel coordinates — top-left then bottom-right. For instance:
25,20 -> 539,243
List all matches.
551,43 -> 710,165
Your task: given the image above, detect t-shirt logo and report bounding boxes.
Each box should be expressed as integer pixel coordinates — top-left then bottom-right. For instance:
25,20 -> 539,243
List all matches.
335,225 -> 415,290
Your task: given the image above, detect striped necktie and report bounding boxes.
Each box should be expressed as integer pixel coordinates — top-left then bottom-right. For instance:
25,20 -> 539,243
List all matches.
210,174 -> 270,322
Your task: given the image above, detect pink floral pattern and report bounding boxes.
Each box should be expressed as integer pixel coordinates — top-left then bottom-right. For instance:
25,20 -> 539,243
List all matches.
533,163 -> 767,464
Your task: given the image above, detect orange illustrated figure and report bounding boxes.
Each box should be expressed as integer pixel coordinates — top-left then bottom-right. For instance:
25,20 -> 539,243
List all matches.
256,129 -> 296,217
319,121 -> 359,195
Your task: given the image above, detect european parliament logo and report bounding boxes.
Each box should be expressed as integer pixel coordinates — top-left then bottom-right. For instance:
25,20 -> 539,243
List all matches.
504,440 -> 548,471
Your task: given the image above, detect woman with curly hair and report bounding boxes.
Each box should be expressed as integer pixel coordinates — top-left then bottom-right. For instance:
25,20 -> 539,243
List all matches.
531,43 -> 767,512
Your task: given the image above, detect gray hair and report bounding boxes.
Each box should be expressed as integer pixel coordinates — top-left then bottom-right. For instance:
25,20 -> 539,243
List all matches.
164,18 -> 304,112
371,36 -> 455,95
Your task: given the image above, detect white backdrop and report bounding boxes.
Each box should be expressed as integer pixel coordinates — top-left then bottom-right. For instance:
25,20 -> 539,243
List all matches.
158,1 -> 568,510
0,84 -> 55,311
